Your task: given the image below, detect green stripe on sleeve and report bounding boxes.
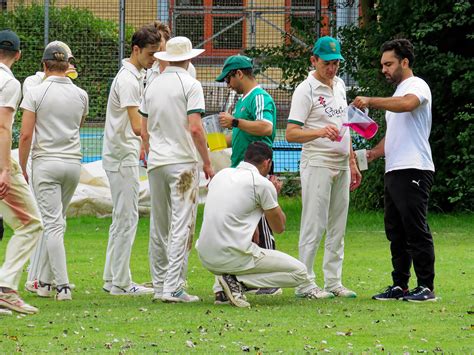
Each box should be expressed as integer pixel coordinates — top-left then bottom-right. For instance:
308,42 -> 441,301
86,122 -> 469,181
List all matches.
188,109 -> 205,115
288,119 -> 304,126
138,110 -> 148,118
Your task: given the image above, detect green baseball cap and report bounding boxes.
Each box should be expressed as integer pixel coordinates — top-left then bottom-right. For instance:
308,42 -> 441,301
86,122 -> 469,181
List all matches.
312,36 -> 344,61
0,30 -> 20,51
216,55 -> 253,82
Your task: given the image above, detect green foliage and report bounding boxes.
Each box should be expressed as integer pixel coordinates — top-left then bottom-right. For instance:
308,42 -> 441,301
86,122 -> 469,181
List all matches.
279,172 -> 301,197
0,3 -> 134,122
340,0 -> 474,212
245,16 -> 316,91
246,0 -> 474,211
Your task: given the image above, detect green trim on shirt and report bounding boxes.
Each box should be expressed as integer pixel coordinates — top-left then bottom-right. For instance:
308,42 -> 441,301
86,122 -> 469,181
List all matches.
288,119 -> 304,126
138,109 -> 148,118
187,109 -> 205,115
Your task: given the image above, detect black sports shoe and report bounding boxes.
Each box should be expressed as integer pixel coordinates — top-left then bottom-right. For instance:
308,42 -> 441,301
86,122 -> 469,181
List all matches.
245,287 -> 283,296
218,275 -> 250,308
403,286 -> 436,302
214,291 -> 230,305
372,285 -> 408,300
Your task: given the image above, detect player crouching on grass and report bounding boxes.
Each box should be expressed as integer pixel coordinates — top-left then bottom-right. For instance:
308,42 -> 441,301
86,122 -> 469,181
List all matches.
196,142 -> 331,307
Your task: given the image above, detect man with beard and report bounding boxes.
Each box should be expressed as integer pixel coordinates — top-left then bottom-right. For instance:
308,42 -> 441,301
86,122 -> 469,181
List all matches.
353,38 -> 436,302
212,55 -> 281,303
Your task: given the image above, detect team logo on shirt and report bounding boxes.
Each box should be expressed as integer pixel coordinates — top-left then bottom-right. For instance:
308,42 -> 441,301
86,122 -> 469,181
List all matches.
241,106 -> 246,112
318,96 -> 327,107
325,105 -> 345,118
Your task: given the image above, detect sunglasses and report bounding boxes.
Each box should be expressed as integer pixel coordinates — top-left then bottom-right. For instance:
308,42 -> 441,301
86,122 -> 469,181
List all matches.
224,70 -> 238,84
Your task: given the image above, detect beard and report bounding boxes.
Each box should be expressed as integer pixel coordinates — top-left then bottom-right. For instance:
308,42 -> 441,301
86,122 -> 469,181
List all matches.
385,67 -> 403,85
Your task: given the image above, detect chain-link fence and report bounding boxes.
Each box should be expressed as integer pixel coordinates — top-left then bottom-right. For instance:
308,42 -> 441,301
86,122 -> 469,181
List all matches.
2,0 -> 359,172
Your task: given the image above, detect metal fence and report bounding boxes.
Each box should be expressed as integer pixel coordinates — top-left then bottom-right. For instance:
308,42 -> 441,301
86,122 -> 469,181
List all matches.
2,0 -> 359,172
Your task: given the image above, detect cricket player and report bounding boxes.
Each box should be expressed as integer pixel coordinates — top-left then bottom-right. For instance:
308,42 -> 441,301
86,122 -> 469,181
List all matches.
22,41 -> 77,293
0,29 -> 43,314
212,55 -> 281,303
19,41 -> 88,301
102,24 -> 161,296
139,36 -> 214,303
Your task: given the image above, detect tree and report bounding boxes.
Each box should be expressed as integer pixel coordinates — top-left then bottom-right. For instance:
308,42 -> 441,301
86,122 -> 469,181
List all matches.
246,0 -> 473,212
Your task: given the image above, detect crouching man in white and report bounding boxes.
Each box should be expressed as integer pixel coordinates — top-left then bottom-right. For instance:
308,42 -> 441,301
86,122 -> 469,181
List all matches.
196,142 -> 324,307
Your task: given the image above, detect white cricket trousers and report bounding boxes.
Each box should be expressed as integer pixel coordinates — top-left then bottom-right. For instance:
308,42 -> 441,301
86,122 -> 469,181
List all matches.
103,166 -> 139,287
207,249 -> 315,293
25,157 -> 41,283
297,164 -> 350,292
148,163 -> 198,295
32,158 -> 81,286
0,159 -> 43,290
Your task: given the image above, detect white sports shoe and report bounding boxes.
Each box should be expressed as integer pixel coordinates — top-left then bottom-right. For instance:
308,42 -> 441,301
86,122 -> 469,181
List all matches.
0,289 -> 38,314
37,282 -> 55,298
25,280 -> 39,293
0,308 -> 13,316
162,290 -> 200,303
328,286 -> 357,298
296,287 -> 335,300
110,284 -> 154,296
27,280 -> 76,293
55,286 -> 72,301
102,281 -> 113,293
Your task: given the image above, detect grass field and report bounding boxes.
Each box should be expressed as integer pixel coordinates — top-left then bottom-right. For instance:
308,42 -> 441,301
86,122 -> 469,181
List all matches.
1,198 -> 473,353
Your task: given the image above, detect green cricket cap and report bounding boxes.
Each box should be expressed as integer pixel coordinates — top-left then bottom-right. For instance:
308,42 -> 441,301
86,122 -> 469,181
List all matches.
312,36 -> 344,61
216,55 -> 253,82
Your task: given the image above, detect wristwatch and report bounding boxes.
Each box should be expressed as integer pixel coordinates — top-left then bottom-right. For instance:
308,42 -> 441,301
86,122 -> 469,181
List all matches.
232,118 -> 239,127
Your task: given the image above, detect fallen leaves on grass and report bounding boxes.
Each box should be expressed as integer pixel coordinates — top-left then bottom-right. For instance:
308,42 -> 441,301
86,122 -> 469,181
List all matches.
186,340 -> 195,348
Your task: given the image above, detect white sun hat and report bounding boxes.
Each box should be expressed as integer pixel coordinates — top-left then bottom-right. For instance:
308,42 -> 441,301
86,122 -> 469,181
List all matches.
154,36 -> 205,62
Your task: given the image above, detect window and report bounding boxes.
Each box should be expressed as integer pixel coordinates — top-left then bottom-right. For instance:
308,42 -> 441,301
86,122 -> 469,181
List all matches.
284,0 -> 318,39
170,0 -> 246,56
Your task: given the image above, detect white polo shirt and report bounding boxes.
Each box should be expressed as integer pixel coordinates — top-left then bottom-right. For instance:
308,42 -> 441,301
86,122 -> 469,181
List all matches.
20,76 -> 88,161
195,162 -> 279,273
139,66 -> 205,170
102,59 -> 144,171
22,71 -> 45,96
145,61 -> 196,88
385,76 -> 434,173
288,71 -> 350,169
0,63 -> 21,125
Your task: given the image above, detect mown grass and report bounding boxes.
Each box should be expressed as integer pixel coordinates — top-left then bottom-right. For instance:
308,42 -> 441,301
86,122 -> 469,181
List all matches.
0,198 -> 472,353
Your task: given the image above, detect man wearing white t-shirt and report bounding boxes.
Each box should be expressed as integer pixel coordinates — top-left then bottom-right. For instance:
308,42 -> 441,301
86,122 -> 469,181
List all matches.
353,38 -> 436,302
286,36 -> 361,299
0,30 -> 43,314
102,24 -> 161,296
196,142 -> 325,308
140,37 -> 214,303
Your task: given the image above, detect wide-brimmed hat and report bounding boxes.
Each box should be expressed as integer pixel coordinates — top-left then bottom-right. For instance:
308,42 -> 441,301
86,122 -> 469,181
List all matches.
154,36 -> 204,62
